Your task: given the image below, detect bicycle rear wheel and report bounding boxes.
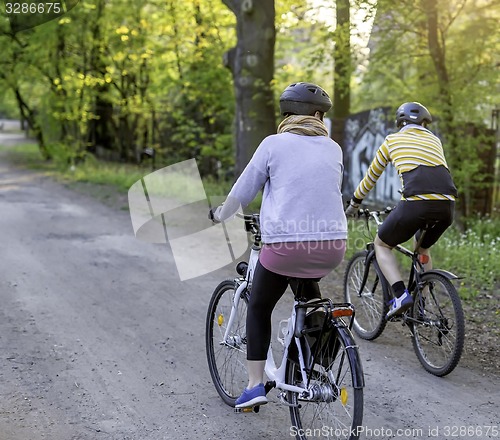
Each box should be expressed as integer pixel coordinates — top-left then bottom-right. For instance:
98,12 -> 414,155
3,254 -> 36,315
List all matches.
344,250 -> 388,340
205,279 -> 248,406
287,325 -> 364,440
410,273 -> 465,376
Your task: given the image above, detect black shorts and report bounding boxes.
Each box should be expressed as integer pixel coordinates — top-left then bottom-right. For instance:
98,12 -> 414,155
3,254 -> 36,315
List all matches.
378,200 -> 455,248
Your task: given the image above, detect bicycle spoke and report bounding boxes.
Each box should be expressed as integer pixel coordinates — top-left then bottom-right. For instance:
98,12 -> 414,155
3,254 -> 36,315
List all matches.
411,274 -> 464,376
206,280 -> 249,405
288,326 -> 363,439
344,251 -> 388,340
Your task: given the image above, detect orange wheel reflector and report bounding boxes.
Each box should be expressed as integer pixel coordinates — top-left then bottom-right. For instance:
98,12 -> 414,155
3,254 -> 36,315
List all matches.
332,308 -> 353,318
217,314 -> 224,326
340,388 -> 348,406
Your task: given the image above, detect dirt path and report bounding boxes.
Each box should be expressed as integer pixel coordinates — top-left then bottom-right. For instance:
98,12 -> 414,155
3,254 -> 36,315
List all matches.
0,133 -> 498,440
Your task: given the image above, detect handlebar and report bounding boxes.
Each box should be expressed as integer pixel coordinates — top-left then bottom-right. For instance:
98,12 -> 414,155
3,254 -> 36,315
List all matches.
356,206 -> 393,225
236,212 -> 260,235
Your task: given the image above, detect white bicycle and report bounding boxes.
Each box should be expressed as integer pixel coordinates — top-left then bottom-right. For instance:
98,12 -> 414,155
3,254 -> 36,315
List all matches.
205,214 -> 364,440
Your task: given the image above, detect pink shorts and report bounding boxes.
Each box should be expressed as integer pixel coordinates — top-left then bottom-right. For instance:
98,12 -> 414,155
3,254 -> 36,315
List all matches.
259,240 -> 346,278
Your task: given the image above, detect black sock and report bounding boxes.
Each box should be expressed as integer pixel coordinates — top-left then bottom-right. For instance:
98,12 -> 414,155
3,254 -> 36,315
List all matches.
392,281 -> 406,298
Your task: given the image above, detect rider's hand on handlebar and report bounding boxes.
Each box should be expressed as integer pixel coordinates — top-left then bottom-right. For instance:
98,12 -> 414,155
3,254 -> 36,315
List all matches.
208,207 -> 221,224
345,199 -> 360,217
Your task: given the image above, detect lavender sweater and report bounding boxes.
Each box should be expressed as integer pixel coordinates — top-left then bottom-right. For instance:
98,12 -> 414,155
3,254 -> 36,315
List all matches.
215,132 -> 347,244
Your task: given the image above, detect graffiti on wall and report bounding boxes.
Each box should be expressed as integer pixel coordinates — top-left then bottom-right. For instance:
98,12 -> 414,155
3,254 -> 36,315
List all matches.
342,107 -> 401,205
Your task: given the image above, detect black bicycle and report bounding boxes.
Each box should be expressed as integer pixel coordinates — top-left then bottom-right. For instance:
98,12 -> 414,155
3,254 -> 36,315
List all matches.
343,207 -> 465,377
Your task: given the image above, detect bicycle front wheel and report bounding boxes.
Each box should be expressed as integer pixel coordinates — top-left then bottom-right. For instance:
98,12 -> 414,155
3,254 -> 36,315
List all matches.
410,273 -> 465,376
287,325 -> 364,440
205,279 -> 248,406
344,250 -> 388,340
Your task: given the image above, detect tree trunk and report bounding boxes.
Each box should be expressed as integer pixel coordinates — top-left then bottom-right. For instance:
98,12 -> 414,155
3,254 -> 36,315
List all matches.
87,0 -> 115,154
331,0 -> 351,147
222,0 -> 276,177
14,88 -> 49,159
422,0 -> 463,213
333,0 -> 351,117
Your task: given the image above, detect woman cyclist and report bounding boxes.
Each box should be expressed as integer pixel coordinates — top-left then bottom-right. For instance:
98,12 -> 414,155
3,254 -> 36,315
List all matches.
210,82 -> 347,409
345,102 -> 457,319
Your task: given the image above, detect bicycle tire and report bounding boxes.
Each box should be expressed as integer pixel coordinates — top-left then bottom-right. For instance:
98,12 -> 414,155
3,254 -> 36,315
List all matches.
287,324 -> 364,440
410,273 -> 465,376
344,250 -> 389,340
205,279 -> 249,406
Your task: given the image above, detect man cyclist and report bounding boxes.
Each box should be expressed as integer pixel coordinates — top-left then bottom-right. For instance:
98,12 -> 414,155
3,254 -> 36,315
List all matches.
210,82 -> 347,409
346,102 -> 457,319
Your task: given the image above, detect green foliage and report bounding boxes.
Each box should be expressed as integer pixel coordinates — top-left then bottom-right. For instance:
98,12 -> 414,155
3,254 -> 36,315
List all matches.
1,140 -> 260,210
1,142 -> 50,169
1,0 -> 498,200
432,217 -> 500,299
354,0 -> 499,117
1,141 -> 145,191
0,0 -> 236,172
446,126 -> 497,217
274,1 -> 336,109
352,0 -> 500,216
0,88 -> 18,118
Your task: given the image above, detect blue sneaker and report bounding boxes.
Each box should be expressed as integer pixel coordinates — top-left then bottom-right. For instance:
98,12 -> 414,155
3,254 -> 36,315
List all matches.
235,383 -> 268,409
386,290 -> 413,319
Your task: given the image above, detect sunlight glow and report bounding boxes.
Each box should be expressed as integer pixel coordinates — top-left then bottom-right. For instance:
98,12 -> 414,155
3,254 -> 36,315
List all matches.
307,0 -> 376,48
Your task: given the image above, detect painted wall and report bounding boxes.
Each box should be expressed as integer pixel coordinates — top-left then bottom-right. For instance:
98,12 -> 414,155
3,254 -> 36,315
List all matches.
341,107 -> 401,205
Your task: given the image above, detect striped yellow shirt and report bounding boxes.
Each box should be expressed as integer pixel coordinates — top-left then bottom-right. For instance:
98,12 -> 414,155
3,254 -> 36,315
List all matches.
354,126 -> 456,202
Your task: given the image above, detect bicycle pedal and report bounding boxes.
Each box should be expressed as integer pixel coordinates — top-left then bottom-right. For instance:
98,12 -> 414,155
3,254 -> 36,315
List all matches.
234,405 -> 262,414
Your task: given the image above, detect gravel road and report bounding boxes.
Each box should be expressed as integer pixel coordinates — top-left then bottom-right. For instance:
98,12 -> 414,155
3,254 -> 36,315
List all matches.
0,132 -> 498,440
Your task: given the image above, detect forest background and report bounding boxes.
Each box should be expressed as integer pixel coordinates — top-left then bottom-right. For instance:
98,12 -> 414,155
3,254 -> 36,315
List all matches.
0,0 -> 499,297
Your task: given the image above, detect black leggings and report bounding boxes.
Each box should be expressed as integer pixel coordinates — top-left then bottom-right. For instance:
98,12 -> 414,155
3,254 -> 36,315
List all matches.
246,261 -> 321,361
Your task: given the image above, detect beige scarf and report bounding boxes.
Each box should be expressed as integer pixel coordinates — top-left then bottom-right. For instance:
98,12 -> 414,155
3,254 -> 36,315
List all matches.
277,115 -> 328,137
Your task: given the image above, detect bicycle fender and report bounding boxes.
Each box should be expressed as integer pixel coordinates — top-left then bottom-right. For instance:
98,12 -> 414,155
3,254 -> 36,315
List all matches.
335,327 -> 365,389
422,269 -> 460,280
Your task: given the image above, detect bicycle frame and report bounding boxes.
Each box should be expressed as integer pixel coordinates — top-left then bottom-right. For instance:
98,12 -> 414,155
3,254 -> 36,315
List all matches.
367,209 -> 460,292
264,299 -> 314,397
361,208 -> 459,310
223,244 -> 313,398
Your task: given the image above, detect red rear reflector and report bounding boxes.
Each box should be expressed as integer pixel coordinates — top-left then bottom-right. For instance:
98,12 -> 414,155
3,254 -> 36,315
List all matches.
332,308 -> 353,318
418,254 -> 430,264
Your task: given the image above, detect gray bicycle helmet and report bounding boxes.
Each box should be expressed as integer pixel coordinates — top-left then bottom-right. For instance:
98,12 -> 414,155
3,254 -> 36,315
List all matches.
396,102 -> 432,128
279,82 -> 332,116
